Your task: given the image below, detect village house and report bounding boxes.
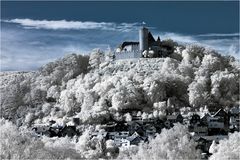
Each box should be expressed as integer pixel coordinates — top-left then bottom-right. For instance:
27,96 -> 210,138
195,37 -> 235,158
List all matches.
189,109 -> 231,136
144,124 -> 157,137
127,121 -> 145,136
195,137 -> 212,154
193,125 -> 208,136
61,125 -> 79,137
200,113 -> 211,126
114,138 -> 130,147
205,109 -> 229,135
103,131 -> 147,148
212,109 -> 229,131
126,132 -> 147,146
112,132 -> 147,147
166,113 -> 183,124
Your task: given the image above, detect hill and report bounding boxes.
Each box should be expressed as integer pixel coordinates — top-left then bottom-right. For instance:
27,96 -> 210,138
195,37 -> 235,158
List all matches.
0,44 -> 240,159
1,45 -> 239,126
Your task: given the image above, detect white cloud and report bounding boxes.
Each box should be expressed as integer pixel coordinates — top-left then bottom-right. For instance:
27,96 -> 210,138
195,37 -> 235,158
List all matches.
1,22 -> 239,71
3,18 -> 140,32
159,32 -> 198,44
197,33 -> 240,37
0,28 -> 92,71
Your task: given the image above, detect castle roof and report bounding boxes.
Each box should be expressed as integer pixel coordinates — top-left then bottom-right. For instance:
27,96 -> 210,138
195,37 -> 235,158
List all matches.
120,41 -> 139,49
148,32 -> 156,44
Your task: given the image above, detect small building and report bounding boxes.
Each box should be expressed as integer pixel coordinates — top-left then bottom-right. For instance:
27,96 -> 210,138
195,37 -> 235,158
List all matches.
127,121 -> 144,136
212,109 -> 229,131
113,132 -> 130,147
60,126 -> 79,137
107,131 -> 130,140
195,137 -> 212,154
193,125 -> 208,136
144,124 -> 157,137
107,132 -> 118,139
207,117 -> 227,135
167,113 -> 183,124
201,113 -> 211,126
126,132 -> 147,146
207,117 -> 224,129
120,138 -> 131,147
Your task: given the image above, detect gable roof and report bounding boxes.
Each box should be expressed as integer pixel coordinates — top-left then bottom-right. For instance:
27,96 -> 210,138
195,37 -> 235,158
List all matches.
201,113 -> 211,120
213,109 -> 227,117
148,32 -> 156,44
120,41 -> 139,49
127,132 -> 146,142
167,113 -> 182,120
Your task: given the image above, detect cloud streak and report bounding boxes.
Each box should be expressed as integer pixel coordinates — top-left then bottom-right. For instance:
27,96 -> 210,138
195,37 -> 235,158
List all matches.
3,19 -> 140,32
197,33 -> 240,37
1,19 -> 239,71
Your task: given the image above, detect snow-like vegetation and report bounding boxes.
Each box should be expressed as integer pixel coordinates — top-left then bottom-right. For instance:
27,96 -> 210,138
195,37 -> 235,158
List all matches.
209,131 -> 240,160
117,124 -> 201,160
0,44 -> 239,159
0,119 -> 201,159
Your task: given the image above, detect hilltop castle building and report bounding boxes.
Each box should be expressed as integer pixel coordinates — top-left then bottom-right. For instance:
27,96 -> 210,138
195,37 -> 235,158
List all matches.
114,27 -> 174,59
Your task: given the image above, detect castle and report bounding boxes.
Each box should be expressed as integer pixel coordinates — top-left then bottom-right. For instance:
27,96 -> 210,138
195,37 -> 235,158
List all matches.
114,27 -> 174,60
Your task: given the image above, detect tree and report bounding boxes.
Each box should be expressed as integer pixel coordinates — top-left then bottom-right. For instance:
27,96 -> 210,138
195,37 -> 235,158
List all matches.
210,70 -> 239,106
89,49 -> 105,69
119,124 -> 200,160
188,76 -> 210,108
210,132 -> 240,160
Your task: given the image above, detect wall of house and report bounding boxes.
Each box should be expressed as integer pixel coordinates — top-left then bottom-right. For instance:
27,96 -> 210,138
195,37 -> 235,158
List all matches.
114,51 -> 142,60
123,45 -> 139,52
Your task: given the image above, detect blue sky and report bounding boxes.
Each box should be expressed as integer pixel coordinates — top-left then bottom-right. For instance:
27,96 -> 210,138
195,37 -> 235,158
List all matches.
1,1 -> 239,71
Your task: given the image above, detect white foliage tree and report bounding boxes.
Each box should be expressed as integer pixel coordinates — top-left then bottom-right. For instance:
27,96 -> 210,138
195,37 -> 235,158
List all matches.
89,49 -> 105,69
118,124 -> 200,160
209,132 -> 240,160
188,76 -> 210,108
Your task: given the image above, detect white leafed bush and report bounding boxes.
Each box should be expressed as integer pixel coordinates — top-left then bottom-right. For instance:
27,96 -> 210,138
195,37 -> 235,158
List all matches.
209,132 -> 240,160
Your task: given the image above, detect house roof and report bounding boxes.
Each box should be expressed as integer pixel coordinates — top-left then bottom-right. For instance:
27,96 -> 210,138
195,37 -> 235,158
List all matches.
120,41 -> 139,49
213,108 -> 227,117
148,32 -> 156,44
167,113 -> 182,120
201,113 -> 211,120
127,132 -> 146,142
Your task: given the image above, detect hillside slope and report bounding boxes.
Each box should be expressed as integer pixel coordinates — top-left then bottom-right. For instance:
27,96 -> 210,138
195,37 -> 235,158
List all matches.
0,45 -> 239,126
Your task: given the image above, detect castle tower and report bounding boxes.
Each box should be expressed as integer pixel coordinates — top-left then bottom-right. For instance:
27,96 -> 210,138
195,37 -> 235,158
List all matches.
139,27 -> 148,52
